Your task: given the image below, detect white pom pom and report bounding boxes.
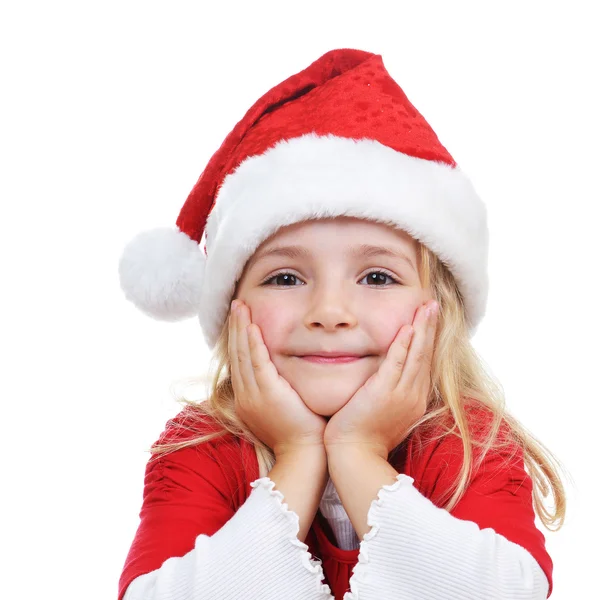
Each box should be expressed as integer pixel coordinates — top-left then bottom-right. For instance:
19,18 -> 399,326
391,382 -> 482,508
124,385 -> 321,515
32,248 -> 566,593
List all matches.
118,227 -> 206,321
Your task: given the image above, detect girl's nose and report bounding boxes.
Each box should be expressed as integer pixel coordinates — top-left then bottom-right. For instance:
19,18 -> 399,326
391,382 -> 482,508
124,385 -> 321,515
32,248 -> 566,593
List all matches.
302,286 -> 358,331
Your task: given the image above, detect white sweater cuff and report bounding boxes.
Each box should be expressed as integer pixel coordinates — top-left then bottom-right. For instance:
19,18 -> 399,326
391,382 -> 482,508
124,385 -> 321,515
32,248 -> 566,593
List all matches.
124,477 -> 332,600
346,474 -> 550,600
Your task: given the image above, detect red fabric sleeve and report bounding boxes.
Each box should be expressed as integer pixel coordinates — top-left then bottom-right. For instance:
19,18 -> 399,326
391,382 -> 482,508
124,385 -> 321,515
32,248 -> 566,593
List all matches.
117,410 -> 258,600
403,406 -> 554,598
449,444 -> 553,597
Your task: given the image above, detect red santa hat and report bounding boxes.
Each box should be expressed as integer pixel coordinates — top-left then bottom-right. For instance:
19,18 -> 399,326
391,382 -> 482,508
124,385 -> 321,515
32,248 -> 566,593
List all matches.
118,48 -> 488,349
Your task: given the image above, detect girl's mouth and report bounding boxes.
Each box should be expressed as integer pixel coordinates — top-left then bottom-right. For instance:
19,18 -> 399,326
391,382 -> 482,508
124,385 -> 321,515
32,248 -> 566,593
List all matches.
298,355 -> 368,364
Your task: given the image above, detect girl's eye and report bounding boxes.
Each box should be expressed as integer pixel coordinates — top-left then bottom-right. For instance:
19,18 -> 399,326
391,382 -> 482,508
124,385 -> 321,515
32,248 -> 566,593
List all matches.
261,270 -> 399,287
359,271 -> 399,286
262,272 -> 303,286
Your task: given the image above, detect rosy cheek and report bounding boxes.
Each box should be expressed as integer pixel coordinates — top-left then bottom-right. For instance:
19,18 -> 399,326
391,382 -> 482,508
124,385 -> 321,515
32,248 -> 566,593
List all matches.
374,307 -> 419,349
247,305 -> 288,349
405,305 -> 420,328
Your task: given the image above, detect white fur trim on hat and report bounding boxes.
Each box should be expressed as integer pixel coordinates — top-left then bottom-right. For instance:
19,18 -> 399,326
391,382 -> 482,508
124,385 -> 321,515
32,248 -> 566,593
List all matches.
199,132 -> 488,348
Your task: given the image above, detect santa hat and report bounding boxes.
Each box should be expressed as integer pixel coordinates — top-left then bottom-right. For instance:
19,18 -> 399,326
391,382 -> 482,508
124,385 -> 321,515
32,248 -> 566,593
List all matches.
118,48 -> 488,349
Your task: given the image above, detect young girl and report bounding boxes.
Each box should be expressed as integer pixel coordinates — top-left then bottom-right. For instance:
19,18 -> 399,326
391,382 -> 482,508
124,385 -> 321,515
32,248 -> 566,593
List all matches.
117,48 -> 566,600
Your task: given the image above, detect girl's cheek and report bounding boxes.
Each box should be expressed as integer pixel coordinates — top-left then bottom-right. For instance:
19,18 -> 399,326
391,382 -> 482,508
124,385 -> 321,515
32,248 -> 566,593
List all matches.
373,305 -> 419,348
248,304 -> 291,347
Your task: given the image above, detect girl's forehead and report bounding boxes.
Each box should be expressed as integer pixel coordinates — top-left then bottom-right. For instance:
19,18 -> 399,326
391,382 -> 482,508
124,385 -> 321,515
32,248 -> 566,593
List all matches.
239,218 -> 420,281
238,217 -> 425,290
262,216 -> 416,246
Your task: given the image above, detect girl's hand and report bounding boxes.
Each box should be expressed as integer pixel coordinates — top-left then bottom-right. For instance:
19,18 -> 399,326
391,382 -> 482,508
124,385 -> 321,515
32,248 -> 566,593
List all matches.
229,299 -> 328,457
323,300 -> 439,459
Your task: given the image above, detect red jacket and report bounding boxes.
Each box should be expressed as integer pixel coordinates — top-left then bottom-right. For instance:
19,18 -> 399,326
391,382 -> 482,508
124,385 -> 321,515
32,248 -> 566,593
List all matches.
118,404 -> 553,599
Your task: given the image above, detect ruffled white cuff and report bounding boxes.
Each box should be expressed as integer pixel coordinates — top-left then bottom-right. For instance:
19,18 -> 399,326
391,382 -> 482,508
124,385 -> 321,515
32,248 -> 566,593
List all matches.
346,474 -> 550,600
124,477 -> 332,600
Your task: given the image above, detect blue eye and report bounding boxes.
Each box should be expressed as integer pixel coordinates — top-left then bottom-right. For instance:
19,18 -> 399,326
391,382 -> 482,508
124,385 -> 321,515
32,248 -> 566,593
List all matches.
261,270 -> 400,287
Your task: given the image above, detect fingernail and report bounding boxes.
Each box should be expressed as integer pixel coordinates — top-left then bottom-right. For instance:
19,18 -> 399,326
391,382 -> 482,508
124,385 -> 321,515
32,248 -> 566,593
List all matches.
426,301 -> 438,317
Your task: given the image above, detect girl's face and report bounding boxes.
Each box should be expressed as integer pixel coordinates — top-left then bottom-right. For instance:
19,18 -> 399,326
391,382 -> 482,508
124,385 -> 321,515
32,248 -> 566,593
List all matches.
234,217 -> 433,418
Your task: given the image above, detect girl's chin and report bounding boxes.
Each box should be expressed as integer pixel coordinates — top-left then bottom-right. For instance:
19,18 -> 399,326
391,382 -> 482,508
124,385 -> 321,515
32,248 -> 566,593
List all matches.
302,397 -> 356,417
280,370 -> 369,415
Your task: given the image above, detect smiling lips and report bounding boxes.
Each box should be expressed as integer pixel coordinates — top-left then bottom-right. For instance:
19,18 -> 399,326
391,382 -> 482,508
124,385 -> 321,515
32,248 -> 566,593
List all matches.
297,352 -> 370,364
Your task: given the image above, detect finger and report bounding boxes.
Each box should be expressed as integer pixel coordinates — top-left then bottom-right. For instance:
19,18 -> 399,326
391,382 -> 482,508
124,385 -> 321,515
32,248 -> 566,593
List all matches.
247,322 -> 281,389
375,324 -> 415,390
400,301 -> 438,389
236,302 -> 260,396
228,301 -> 243,395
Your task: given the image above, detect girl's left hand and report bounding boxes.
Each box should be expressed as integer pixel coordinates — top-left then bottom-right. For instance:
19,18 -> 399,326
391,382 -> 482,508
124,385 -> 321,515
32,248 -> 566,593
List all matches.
323,300 -> 439,459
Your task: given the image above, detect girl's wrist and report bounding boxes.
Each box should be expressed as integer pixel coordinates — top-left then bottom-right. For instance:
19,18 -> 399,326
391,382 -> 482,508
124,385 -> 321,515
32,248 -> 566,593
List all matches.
274,442 -> 327,462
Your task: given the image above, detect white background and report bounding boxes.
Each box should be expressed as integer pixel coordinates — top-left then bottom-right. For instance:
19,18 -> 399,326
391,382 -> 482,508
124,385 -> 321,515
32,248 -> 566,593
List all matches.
1,1 -> 597,598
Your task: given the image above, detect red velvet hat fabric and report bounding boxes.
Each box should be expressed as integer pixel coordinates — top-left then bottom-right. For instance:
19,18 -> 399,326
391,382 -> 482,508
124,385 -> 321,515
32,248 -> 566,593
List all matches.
176,48 -> 456,250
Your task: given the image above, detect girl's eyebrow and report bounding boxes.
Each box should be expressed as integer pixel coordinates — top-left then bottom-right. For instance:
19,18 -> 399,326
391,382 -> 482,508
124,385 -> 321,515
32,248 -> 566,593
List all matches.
248,243 -> 416,272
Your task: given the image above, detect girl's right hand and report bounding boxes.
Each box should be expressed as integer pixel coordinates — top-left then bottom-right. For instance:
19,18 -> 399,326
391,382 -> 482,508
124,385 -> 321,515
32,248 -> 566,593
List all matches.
229,299 -> 327,457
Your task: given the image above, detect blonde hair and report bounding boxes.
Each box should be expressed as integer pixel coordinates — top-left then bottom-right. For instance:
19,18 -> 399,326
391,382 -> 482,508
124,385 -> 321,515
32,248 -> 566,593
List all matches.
149,237 -> 568,532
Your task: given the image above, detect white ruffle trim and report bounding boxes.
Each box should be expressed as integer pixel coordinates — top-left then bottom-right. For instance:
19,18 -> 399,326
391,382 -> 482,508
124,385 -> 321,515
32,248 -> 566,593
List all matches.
345,474 -> 415,599
250,477 -> 334,599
